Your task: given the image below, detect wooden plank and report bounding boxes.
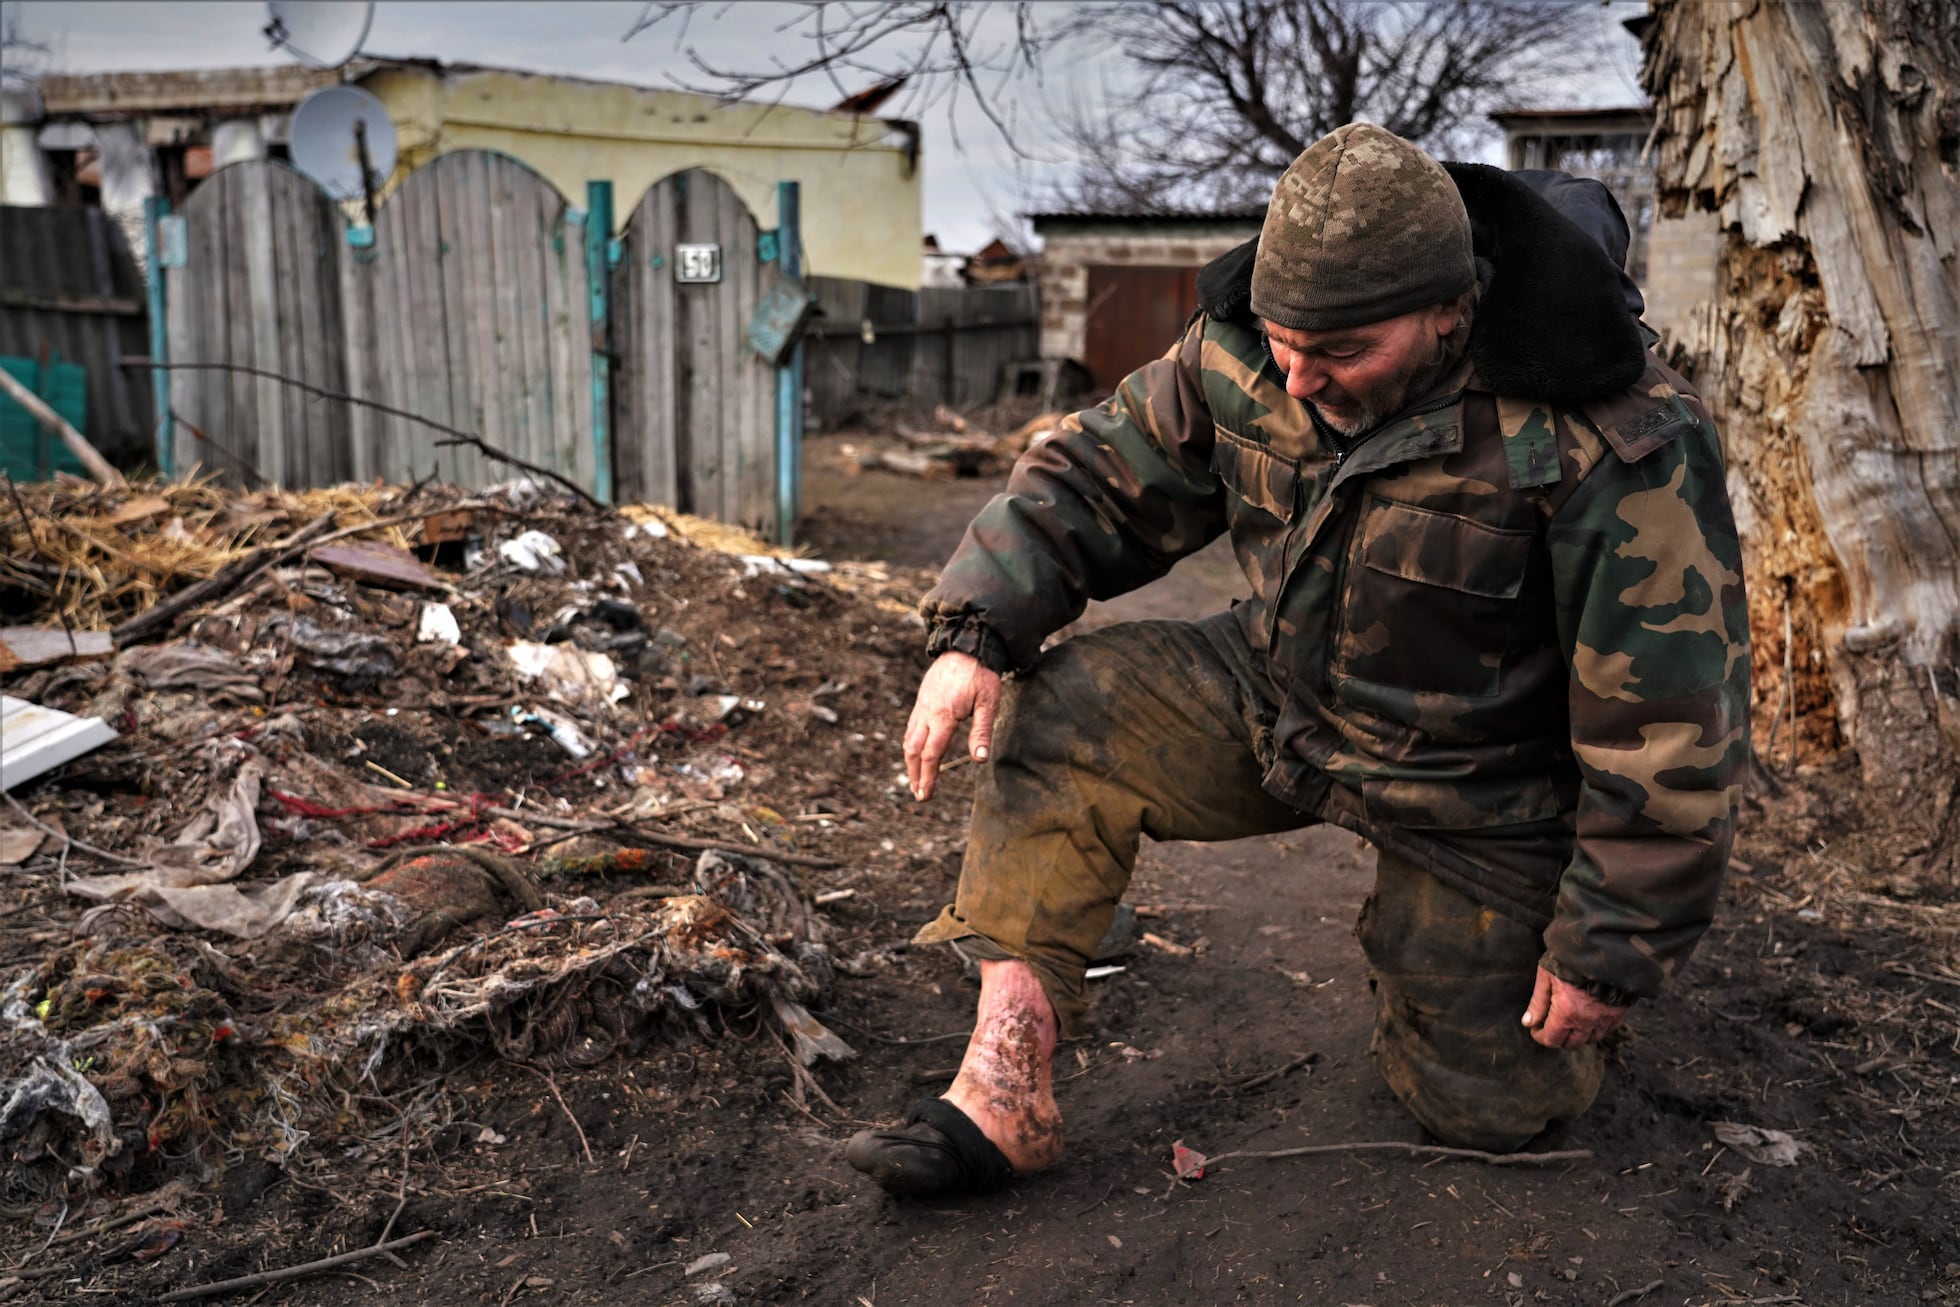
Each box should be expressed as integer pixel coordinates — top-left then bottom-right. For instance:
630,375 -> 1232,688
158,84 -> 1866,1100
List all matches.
221,171 -> 260,486
0,627 -> 116,672
605,196 -> 636,499
465,152 -> 502,488
240,163 -> 288,487
311,541 -> 443,591
339,194 -> 377,482
521,163 -> 555,481
620,179 -> 676,507
507,165 -> 547,483
626,182 -> 653,505
544,181 -> 590,493
718,177 -> 760,531
657,176 -> 686,510
546,193 -> 589,497
621,184 -> 652,505
412,158 -> 459,485
439,155 -> 483,486
484,156 -> 523,481
267,169 -> 309,485
380,167 -> 430,484
297,176 -> 349,486
680,173 -> 722,519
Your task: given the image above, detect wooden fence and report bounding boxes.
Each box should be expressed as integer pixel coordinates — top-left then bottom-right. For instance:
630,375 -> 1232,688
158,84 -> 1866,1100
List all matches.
804,277 -> 1038,427
612,169 -> 774,525
0,205 -> 155,470
154,154 -> 797,536
339,152 -> 596,492
164,155 -> 594,494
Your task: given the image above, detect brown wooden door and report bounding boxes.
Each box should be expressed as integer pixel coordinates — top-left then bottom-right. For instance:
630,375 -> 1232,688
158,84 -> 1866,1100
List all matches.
1083,263 -> 1200,391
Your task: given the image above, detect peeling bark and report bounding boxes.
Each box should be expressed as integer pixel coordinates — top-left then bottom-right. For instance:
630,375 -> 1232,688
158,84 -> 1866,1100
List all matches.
1645,0 -> 1960,835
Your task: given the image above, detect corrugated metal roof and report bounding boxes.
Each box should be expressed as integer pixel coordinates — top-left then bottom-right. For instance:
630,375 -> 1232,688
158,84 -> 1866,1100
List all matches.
1,694 -> 118,791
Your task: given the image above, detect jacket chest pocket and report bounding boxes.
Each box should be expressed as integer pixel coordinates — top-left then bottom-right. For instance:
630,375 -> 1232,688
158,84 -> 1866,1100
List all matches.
1333,496 -> 1535,699
1213,430 -> 1300,524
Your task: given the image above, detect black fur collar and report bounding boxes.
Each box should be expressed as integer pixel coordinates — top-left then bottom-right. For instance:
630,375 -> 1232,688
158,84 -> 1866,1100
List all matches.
1194,162 -> 1647,404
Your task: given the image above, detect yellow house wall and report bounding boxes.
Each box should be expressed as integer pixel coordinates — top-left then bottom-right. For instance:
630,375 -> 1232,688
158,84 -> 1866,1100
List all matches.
358,65 -> 923,290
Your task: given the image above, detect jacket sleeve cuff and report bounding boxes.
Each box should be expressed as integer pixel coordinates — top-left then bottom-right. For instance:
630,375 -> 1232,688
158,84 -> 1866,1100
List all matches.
1539,953 -> 1643,1009
925,615 -> 1017,675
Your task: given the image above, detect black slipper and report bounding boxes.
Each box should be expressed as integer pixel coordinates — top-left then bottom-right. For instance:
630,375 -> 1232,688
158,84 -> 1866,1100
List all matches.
844,1098 -> 1014,1197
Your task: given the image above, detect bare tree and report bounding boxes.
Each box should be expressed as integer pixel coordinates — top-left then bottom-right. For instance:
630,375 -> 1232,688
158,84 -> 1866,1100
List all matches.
1052,0 -> 1599,212
624,2 -> 1069,148
1644,0 -> 1960,879
1,13 -> 52,90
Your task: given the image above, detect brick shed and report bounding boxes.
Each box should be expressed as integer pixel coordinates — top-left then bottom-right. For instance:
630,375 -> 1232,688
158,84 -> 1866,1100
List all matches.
1029,211 -> 1262,391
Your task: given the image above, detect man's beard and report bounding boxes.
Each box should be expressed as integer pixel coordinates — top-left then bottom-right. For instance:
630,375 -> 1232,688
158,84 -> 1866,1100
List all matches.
1311,328 -> 1465,439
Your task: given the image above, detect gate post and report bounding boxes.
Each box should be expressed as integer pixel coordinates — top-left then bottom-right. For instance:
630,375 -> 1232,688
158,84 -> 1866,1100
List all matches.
774,180 -> 804,545
143,195 -> 173,477
584,180 -> 615,504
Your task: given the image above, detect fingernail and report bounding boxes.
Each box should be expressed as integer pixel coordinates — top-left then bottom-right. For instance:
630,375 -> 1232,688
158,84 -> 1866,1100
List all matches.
975,747 -> 988,761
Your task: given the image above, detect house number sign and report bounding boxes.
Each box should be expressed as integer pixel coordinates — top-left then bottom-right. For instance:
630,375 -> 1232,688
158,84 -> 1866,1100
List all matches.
675,243 -> 722,283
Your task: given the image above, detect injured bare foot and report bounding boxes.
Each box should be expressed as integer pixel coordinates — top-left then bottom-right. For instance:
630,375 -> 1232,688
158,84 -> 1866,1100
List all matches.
844,959 -> 1063,1197
942,959 -> 1064,1172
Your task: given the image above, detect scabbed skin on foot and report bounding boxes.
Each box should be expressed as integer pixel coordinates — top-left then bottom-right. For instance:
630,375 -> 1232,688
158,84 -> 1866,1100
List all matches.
844,1098 -> 1014,1197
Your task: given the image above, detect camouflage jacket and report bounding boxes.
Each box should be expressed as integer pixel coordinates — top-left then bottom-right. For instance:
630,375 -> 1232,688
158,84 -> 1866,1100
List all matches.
921,166 -> 1750,1004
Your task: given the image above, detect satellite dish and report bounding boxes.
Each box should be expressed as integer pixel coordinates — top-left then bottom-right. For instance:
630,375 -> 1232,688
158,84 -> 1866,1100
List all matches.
264,0 -> 375,70
290,85 -> 397,203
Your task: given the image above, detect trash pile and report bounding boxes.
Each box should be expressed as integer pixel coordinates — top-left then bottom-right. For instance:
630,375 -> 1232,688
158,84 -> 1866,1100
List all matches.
0,475 -> 929,1209
845,406 -> 1066,480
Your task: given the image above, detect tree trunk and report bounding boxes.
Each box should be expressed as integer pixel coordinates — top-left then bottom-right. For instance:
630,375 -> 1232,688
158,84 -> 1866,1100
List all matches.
1644,0 -> 1960,873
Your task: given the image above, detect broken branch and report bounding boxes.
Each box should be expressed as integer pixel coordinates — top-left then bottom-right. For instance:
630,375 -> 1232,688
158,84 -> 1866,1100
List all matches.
121,358 -> 605,511
154,1229 -> 436,1302
111,512 -> 337,646
618,823 -> 840,870
1195,1140 -> 1592,1171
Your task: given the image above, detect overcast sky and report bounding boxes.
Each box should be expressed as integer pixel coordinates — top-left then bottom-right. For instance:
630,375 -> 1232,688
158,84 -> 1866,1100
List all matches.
8,1 -> 1649,252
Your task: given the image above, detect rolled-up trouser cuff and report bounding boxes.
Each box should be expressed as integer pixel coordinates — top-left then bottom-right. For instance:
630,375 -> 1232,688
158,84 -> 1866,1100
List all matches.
913,909 -> 1094,1038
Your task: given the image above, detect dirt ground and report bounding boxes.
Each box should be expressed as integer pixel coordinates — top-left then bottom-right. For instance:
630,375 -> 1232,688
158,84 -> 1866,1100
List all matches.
9,432 -> 1958,1306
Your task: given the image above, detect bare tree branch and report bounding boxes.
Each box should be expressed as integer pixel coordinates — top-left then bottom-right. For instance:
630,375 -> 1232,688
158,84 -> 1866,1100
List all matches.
1049,0 -> 1601,214
623,1 -> 1074,157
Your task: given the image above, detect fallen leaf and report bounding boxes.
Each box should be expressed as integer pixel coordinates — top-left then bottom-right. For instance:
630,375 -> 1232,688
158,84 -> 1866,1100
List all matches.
1711,1121 -> 1809,1167
1171,1139 -> 1208,1180
1719,1165 -> 1753,1211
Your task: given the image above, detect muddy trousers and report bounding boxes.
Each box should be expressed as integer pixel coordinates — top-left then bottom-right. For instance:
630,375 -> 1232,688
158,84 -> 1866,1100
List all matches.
915,616 -> 1601,1152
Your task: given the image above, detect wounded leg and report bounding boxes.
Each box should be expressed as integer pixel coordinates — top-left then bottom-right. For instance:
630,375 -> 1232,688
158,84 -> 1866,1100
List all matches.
943,959 -> 1063,1171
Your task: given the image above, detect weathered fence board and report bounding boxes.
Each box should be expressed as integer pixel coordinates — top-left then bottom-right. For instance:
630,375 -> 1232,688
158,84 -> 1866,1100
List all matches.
804,276 -> 1038,428
338,151 -> 594,491
613,169 -> 775,531
0,206 -> 153,469
165,161 -> 349,486
162,156 -> 803,526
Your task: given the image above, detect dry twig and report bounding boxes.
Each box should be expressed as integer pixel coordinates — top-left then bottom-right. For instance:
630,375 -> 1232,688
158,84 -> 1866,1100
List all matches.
1194,1140 -> 1592,1172
525,1064 -> 595,1166
124,358 -> 605,511
154,1229 -> 436,1302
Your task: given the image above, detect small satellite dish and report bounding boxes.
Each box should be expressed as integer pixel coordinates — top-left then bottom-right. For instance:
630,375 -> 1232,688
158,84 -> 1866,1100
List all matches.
264,0 -> 375,70
290,84 -> 397,204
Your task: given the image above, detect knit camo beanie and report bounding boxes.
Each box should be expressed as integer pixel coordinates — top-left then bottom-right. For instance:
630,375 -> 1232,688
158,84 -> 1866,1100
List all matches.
1250,123 -> 1474,332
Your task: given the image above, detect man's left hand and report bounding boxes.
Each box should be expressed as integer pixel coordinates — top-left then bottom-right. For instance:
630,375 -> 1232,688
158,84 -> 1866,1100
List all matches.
1522,967 -> 1627,1049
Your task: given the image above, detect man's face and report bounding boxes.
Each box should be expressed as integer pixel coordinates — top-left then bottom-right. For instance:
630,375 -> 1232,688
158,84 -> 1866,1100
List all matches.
1262,302 -> 1461,438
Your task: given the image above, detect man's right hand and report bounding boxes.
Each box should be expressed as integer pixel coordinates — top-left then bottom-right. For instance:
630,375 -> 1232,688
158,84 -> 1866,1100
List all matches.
903,652 -> 1002,801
